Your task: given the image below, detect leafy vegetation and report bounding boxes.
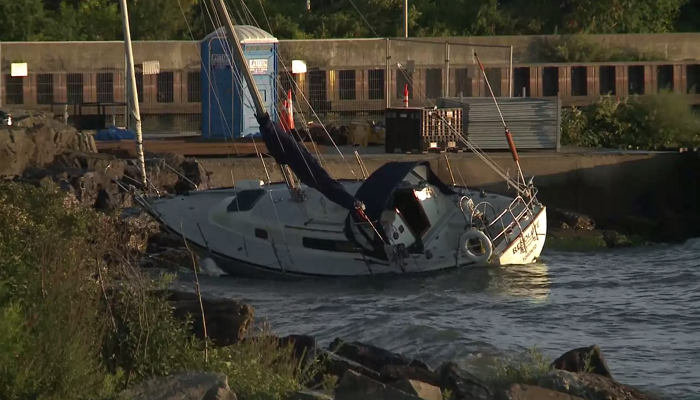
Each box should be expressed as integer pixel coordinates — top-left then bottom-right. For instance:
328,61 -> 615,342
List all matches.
535,35 -> 667,62
0,181 -> 312,400
561,91 -> 700,150
0,0 -> 698,43
490,345 -> 552,386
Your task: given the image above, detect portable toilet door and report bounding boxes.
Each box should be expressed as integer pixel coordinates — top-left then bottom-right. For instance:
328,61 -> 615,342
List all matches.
201,25 -> 278,140
235,28 -> 278,138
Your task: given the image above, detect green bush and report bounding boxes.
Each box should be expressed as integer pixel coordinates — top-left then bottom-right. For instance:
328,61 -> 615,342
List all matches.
561,91 -> 700,150
0,182 -> 310,400
537,35 -> 667,62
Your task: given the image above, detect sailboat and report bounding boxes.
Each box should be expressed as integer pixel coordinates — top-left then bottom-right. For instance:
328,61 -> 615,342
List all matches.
126,0 -> 548,279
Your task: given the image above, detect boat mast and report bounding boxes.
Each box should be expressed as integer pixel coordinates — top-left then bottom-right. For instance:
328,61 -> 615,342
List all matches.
119,0 -> 147,188
211,0 -> 266,117
210,0 -> 302,200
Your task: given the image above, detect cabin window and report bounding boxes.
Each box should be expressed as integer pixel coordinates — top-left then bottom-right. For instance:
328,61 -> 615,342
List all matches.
687,65 -> 700,94
393,188 -> 431,237
4,75 -> 24,105
368,69 -> 384,100
302,237 -> 357,253
396,69 -> 413,100
425,68 -> 442,98
255,228 -> 268,239
542,67 -> 559,96
513,67 -> 530,97
157,71 -> 174,103
485,68 -> 502,96
226,189 -> 265,212
338,70 -> 356,100
599,66 -> 616,95
571,67 -> 587,97
36,74 -> 54,105
657,65 -> 674,92
454,68 -> 472,97
96,72 -> 114,103
628,66 -> 645,95
67,73 -> 84,104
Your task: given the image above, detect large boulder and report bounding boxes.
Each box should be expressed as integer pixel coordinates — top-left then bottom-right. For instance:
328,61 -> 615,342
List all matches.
334,370 -> 436,400
116,371 -> 237,400
551,345 -> 613,379
537,370 -> 663,400
164,290 -> 254,347
0,109 -> 86,178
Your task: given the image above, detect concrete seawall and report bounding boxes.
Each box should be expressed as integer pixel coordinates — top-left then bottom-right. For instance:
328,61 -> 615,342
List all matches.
199,150 -> 700,241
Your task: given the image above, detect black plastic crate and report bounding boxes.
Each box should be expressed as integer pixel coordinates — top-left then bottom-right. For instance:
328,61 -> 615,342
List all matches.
384,107 -> 465,153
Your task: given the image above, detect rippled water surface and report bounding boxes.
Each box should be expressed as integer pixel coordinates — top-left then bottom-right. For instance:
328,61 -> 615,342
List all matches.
174,239 -> 700,399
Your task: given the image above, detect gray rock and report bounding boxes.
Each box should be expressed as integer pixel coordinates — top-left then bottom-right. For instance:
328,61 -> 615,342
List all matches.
499,383 -> 585,400
285,389 -> 334,400
335,370 -> 424,400
116,371 -> 237,400
388,379 -> 442,400
537,370 -> 663,400
550,345 -> 613,379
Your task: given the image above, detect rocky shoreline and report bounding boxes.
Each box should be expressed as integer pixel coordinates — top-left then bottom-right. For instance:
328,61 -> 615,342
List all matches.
0,110 -> 676,399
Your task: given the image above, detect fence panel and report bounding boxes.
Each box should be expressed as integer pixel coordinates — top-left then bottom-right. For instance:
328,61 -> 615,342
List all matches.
438,97 -> 561,150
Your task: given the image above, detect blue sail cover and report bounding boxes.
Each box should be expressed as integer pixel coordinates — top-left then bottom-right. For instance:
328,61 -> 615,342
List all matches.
256,113 -> 358,210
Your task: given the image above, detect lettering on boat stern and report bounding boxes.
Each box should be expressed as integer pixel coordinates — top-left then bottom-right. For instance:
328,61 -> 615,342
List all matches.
512,220 -> 541,259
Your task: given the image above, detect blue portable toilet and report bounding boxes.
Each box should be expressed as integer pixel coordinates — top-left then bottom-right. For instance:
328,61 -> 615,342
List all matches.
201,25 -> 279,140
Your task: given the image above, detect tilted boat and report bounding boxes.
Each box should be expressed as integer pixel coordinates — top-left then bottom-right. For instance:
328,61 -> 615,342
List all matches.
127,0 -> 547,279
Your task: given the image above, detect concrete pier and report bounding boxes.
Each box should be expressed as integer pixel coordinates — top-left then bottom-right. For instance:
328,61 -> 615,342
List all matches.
199,148 -> 700,240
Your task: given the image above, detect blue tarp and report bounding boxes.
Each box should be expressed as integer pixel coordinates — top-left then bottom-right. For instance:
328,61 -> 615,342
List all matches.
256,113 -> 358,211
94,126 -> 137,141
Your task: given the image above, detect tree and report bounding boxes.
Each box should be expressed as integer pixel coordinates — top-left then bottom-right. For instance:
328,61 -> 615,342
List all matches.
0,0 -> 46,41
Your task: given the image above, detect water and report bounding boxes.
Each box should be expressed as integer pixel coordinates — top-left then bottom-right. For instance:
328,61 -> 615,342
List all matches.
173,239 -> 700,399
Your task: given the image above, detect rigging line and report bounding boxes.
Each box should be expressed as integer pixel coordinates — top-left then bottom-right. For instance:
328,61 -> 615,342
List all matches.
344,0 -> 520,190
252,0 -> 360,181
393,62 -> 525,193
207,1 -> 297,267
343,2 -> 520,189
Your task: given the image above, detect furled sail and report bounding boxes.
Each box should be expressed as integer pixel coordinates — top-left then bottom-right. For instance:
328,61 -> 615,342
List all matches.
256,113 -> 358,210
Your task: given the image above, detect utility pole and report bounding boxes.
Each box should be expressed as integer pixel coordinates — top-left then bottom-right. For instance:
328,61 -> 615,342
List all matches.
403,0 -> 408,37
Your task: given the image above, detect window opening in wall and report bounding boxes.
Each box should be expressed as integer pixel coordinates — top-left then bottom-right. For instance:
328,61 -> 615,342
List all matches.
308,69 -> 329,113
454,68 -> 472,97
571,66 -> 587,97
96,72 -> 114,103
279,71 -> 297,102
187,71 -> 201,102
4,75 -> 23,105
135,72 -> 144,102
657,65 -> 674,92
67,73 -> 84,104
425,68 -> 442,98
687,65 -> 700,94
542,67 -> 559,96
599,66 -> 616,95
484,68 -> 501,96
628,66 -> 645,95
254,228 -> 268,240
396,69 -> 413,99
36,74 -> 54,105
368,69 -> 384,100
513,67 -> 530,97
157,71 -> 174,103
338,70 -> 356,100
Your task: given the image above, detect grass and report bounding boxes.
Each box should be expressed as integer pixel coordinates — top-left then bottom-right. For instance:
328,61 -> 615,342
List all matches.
489,346 -> 552,386
0,181 -> 316,400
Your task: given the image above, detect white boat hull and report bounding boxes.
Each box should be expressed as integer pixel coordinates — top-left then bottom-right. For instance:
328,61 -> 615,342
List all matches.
140,172 -> 547,279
